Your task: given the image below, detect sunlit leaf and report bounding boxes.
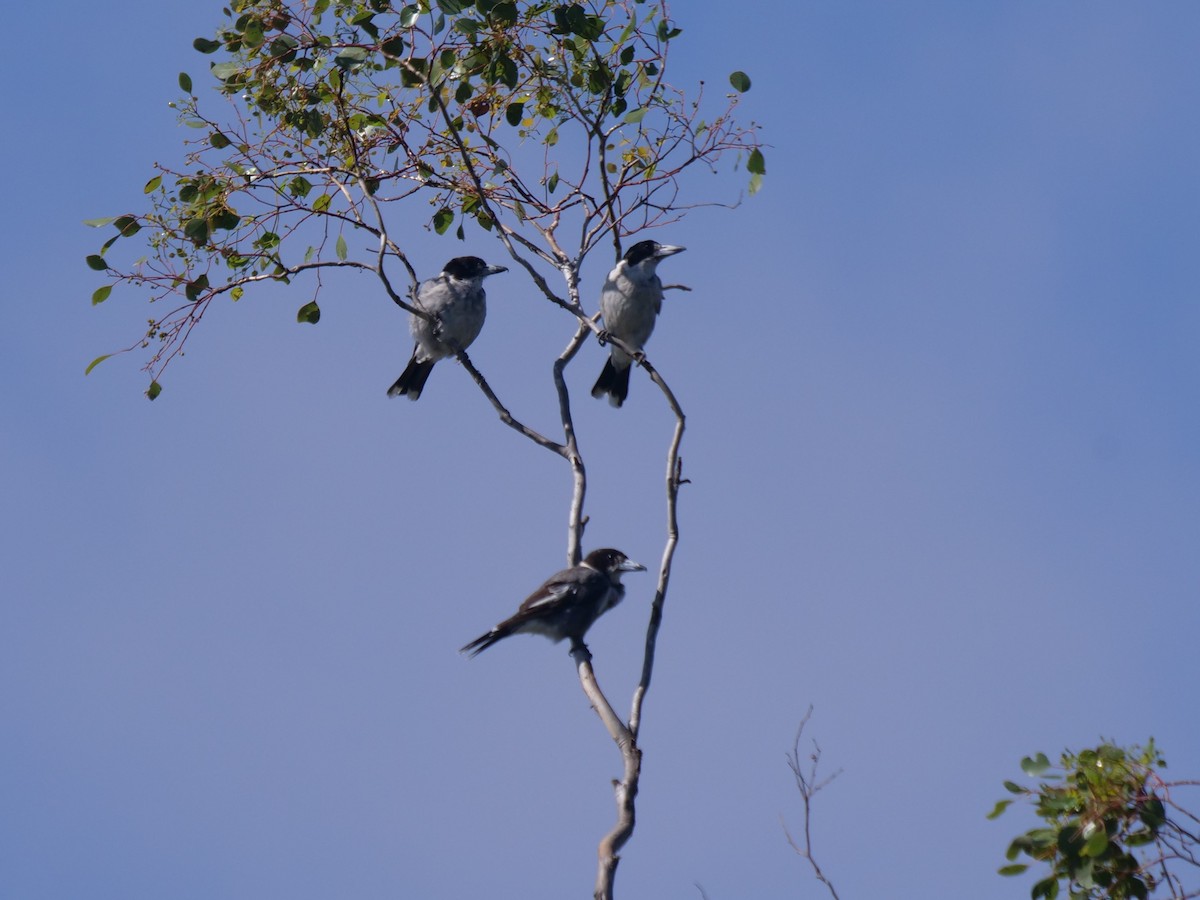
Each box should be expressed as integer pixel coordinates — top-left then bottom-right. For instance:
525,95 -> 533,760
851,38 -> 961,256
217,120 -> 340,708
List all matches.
85,354 -> 113,375
1081,829 -> 1108,857
91,285 -> 113,306
1021,753 -> 1052,776
210,61 -> 241,81
335,47 -> 369,70
146,380 -> 162,401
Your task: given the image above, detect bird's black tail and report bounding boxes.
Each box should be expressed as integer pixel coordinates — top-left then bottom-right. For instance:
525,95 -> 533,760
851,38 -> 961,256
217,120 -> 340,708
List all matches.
460,623 -> 514,657
591,358 -> 631,408
387,357 -> 435,400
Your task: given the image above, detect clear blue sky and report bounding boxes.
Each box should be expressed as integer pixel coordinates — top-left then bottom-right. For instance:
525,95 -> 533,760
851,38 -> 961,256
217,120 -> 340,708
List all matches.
3,2 -> 1198,898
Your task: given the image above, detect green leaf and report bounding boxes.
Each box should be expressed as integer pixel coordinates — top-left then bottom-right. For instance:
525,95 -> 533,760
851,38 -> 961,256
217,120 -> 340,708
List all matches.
335,47 -> 369,70
1139,796 -> 1166,829
1031,877 -> 1060,900
144,175 -> 162,194
210,61 -> 241,81
211,209 -> 241,232
433,207 -> 454,234
1081,828 -> 1108,857
193,37 -> 221,53
729,70 -> 752,93
183,218 -> 210,246
312,193 -> 332,212
85,354 -> 113,375
91,285 -> 113,306
1126,828 -> 1156,847
488,2 -> 517,24
83,217 -> 116,228
656,20 -> 681,41
747,147 -> 766,175
179,72 -> 193,93
453,16 -> 482,35
335,234 -> 348,261
288,176 -> 313,198
986,799 -> 1013,820
146,380 -> 163,401
997,864 -> 1028,877
270,34 -> 299,61
1003,780 -> 1025,795
242,17 -> 265,49
624,107 -> 646,124
85,254 -> 109,271
505,102 -> 524,126
398,4 -> 420,27
210,131 -> 231,149
1021,753 -> 1052,777
184,274 -> 210,302
297,300 -> 321,324
113,215 -> 141,238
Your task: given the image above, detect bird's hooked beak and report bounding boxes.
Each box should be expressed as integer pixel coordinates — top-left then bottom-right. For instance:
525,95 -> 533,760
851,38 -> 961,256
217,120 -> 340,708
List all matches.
654,245 -> 685,259
486,264 -> 509,276
619,558 -> 648,573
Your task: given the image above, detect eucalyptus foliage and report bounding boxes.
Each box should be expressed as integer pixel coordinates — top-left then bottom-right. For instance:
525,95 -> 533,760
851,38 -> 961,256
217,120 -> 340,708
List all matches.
992,741 -> 1200,900
85,0 -> 764,393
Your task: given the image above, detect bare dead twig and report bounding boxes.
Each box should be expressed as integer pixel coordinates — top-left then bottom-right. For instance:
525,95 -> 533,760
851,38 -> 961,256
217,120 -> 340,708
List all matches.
782,707 -> 843,900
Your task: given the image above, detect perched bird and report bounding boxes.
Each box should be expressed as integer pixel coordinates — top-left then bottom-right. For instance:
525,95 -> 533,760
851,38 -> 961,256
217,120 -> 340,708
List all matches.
591,239 -> 686,407
387,256 -> 508,400
461,548 -> 647,657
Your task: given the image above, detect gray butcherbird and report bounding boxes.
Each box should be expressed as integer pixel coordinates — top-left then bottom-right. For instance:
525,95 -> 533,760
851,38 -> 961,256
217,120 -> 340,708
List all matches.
387,256 -> 508,400
460,549 -> 647,657
591,240 -> 686,407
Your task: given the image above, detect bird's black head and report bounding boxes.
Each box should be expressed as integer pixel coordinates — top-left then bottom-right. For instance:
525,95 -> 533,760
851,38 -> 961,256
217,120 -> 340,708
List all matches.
622,240 -> 686,267
442,256 -> 508,280
583,548 -> 647,576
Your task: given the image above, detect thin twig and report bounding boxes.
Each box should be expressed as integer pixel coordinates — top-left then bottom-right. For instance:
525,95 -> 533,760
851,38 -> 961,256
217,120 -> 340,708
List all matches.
782,707 -> 843,900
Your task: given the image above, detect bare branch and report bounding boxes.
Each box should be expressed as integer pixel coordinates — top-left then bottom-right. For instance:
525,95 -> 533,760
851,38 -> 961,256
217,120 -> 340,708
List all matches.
783,707 -> 843,900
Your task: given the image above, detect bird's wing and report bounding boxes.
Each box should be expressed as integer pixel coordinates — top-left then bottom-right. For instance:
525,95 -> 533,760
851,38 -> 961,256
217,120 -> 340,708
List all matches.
518,567 -> 599,613
519,580 -> 580,612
